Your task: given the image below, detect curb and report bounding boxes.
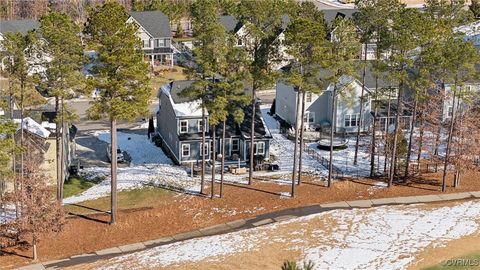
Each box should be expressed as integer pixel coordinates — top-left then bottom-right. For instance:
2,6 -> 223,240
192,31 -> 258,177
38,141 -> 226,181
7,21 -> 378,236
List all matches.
18,191 -> 480,270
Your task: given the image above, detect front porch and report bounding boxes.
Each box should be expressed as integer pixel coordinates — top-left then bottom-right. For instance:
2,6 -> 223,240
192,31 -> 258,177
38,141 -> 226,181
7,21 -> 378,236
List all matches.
145,53 -> 173,67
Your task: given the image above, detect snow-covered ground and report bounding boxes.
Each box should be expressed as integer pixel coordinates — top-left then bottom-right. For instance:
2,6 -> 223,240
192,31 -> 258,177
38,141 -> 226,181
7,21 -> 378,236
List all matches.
66,105 -> 384,203
87,200 -> 480,270
64,132 -> 199,205
261,105 -> 328,177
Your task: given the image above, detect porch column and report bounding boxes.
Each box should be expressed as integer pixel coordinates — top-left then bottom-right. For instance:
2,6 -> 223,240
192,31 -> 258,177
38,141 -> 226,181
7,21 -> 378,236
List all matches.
150,55 -> 154,67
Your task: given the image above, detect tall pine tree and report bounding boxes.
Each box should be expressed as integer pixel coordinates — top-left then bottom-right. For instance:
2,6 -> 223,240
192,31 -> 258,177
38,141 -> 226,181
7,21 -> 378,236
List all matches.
85,2 -> 150,224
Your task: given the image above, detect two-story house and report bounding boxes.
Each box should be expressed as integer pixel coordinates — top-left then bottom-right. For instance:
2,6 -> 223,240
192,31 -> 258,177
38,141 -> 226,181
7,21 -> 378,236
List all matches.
127,11 -> 174,67
157,80 -> 272,165
275,65 -> 402,134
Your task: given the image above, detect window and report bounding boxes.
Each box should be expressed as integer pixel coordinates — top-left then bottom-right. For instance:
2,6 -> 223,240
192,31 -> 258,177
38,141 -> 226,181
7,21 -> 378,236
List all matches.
306,92 -> 313,102
156,38 -> 165,47
447,106 -> 453,118
345,114 -> 360,127
143,39 -> 150,48
182,144 -> 190,157
200,142 -> 209,156
237,38 -> 243,46
231,138 -> 239,151
198,119 -> 205,132
179,120 -> 188,133
256,142 -> 265,155
304,111 -> 315,123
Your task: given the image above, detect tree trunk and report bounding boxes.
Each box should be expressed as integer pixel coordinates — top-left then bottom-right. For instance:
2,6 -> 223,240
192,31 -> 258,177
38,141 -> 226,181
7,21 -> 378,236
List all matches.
248,84 -> 257,185
55,97 -> 62,201
434,82 -> 445,156
291,90 -> 302,197
441,88 -> 456,192
327,84 -> 336,187
384,88 -> 392,174
404,96 -> 418,179
20,79 -> 24,180
200,107 -> 206,194
297,90 -> 306,185
370,76 -> 379,178
59,97 -> 66,202
388,84 -> 402,187
354,43 -> 368,165
220,120 -> 226,198
110,119 -> 117,224
211,125 -> 216,199
32,237 -> 37,261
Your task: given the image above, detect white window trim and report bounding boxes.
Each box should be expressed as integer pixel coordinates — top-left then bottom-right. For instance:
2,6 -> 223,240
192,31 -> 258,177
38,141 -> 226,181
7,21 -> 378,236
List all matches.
197,119 -> 205,132
345,114 -> 359,127
255,142 -> 265,155
447,106 -> 453,118
304,111 -> 315,124
200,142 -> 209,157
179,120 -> 188,133
181,144 -> 190,157
231,138 -> 240,151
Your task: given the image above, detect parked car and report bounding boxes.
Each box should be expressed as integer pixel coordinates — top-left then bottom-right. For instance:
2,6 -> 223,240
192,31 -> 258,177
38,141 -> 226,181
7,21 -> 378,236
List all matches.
106,144 -> 127,163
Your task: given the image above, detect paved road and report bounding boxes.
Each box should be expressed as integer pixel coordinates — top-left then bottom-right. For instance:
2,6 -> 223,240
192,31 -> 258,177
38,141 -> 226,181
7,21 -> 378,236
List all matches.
65,99 -> 158,131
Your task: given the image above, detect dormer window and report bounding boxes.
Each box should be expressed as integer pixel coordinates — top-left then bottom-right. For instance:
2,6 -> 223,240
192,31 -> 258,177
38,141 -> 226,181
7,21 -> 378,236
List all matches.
179,120 -> 188,133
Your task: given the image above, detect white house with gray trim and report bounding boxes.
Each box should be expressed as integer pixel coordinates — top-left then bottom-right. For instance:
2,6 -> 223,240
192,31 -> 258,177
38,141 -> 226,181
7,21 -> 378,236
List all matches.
127,11 -> 174,67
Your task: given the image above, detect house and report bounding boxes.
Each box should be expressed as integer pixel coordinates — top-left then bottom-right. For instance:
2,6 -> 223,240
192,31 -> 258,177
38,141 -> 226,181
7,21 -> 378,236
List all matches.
454,20 -> 480,48
127,11 -> 174,67
219,14 -> 292,69
156,80 -> 272,165
442,82 -> 480,122
0,19 -> 39,43
0,19 -> 42,71
275,66 -> 398,133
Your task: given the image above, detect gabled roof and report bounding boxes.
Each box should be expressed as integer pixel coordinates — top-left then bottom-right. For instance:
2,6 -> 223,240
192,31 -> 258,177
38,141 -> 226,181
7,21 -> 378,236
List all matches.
0,19 -> 39,35
129,11 -> 171,38
323,9 -> 357,25
14,117 -> 51,139
161,80 -> 206,117
219,15 -> 243,33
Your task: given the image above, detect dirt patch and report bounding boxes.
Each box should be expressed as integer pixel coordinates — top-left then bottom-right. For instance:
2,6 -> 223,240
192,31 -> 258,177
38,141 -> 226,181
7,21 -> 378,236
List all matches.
409,233 -> 480,270
1,171 -> 480,269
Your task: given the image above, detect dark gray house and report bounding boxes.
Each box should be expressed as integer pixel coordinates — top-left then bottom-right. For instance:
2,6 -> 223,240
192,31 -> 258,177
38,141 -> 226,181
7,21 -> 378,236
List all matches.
156,80 -> 272,165
127,11 -> 174,67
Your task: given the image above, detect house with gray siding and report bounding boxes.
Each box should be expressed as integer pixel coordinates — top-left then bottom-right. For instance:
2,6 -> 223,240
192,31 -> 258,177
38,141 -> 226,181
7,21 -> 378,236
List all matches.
276,66 -> 396,133
127,11 -> 174,67
157,80 -> 272,165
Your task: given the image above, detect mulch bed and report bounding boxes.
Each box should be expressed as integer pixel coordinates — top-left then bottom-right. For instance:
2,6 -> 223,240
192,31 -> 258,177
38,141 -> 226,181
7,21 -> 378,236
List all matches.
1,170 -> 479,269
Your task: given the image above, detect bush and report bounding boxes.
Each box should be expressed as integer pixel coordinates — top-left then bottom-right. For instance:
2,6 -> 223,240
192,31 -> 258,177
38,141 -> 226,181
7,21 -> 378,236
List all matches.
281,260 -> 315,270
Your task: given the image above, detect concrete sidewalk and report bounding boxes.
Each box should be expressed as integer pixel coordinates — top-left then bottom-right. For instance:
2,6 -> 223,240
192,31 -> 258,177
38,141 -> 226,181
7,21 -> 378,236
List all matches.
19,191 -> 480,270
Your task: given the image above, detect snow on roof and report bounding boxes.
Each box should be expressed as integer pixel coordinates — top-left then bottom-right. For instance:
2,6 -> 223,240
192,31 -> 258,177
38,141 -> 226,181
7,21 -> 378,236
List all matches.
14,117 -> 51,139
161,83 -> 208,117
454,21 -> 480,46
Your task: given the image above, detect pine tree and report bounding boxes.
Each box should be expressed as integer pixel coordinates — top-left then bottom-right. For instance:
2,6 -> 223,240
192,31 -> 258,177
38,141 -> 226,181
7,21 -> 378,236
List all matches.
386,7 -> 430,186
216,36 -> 250,198
39,11 -> 85,203
182,0 -> 227,196
283,1 -> 326,197
237,0 -> 285,185
2,31 -> 45,180
322,18 -> 360,187
84,2 -> 150,224
439,38 -> 478,191
355,0 -> 404,178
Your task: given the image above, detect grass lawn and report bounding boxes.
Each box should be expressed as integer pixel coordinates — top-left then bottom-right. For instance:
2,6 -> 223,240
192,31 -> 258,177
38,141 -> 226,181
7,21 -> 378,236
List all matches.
423,252 -> 480,270
149,66 -> 187,99
64,187 -> 173,215
63,175 -> 102,198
